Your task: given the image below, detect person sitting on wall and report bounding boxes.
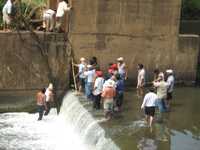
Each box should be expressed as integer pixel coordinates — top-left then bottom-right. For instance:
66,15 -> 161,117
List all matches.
55,0 -> 71,32
42,6 -> 56,32
2,0 -> 15,31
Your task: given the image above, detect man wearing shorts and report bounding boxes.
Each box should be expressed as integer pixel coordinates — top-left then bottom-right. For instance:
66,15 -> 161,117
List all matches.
141,88 -> 157,127
102,81 -> 116,120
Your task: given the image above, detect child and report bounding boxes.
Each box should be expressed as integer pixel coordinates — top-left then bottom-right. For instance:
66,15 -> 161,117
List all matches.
93,71 -> 104,109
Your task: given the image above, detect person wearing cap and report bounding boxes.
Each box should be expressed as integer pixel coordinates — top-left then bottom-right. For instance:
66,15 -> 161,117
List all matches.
73,57 -> 87,93
141,88 -> 158,127
101,80 -> 116,120
84,64 -> 96,100
93,71 -> 104,109
115,74 -> 125,112
137,64 -> 146,98
44,83 -> 54,116
117,57 -> 127,80
166,69 -> 175,110
36,88 -> 46,121
153,73 -> 168,113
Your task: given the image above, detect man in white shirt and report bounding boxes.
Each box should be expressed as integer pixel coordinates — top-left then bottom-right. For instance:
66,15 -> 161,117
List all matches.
56,0 -> 71,32
43,7 -> 55,31
141,88 -> 157,127
153,73 -> 168,113
93,71 -> 104,109
44,83 -> 54,116
84,65 -> 96,100
2,0 -> 15,31
137,64 -> 146,98
166,69 -> 175,109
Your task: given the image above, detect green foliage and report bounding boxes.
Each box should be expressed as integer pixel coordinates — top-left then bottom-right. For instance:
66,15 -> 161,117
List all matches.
181,0 -> 200,20
0,0 -> 46,30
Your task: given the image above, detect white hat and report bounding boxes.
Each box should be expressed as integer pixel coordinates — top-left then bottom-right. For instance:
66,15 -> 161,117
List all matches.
117,57 -> 124,61
104,80 -> 115,88
166,69 -> 173,74
87,65 -> 92,68
158,72 -> 164,80
80,57 -> 85,61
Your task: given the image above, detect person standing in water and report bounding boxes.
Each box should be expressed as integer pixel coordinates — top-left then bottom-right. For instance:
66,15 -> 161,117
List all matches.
166,69 -> 175,110
117,57 -> 127,80
36,88 -> 46,121
141,88 -> 157,127
102,80 -> 116,120
44,83 -> 54,116
137,64 -> 146,98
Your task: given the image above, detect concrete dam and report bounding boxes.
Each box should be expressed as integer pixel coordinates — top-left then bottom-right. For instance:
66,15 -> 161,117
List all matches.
0,0 -> 199,90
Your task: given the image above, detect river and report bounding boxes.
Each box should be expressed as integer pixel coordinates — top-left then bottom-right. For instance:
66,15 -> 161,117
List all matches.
0,87 -> 200,150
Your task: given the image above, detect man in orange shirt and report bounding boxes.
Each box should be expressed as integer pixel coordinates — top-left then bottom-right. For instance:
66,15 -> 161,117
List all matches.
101,81 -> 116,120
36,88 -> 46,121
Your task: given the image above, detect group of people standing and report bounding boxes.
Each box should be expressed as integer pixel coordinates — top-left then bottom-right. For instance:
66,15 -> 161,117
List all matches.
141,68 -> 175,127
2,0 -> 71,32
73,57 -> 127,120
36,83 -> 54,121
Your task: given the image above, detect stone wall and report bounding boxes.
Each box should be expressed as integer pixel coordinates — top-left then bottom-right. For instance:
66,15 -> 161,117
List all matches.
0,32 -> 69,90
69,0 -> 184,82
0,0 -> 199,90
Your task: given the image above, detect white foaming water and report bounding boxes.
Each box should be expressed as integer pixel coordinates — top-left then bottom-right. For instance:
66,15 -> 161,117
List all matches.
0,92 -> 119,150
60,92 -> 120,150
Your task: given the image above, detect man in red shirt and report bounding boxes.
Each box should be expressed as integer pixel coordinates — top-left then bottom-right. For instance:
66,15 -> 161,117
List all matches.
36,88 -> 46,121
102,81 -> 116,120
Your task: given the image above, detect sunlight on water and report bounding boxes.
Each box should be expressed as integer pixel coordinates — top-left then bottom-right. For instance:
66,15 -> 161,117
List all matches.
0,92 -> 119,150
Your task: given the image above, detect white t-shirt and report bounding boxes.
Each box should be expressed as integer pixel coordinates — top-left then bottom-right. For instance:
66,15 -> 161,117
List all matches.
141,92 -> 157,108
2,0 -> 12,15
56,1 -> 70,17
103,79 -> 116,90
93,77 -> 104,95
78,63 -> 86,78
137,68 -> 145,87
84,69 -> 95,83
167,75 -> 175,93
43,9 -> 55,19
45,88 -> 53,102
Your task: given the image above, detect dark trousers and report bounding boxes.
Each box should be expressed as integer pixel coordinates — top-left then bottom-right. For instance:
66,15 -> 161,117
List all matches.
38,105 -> 45,120
44,102 -> 50,116
116,91 -> 124,108
93,94 -> 101,109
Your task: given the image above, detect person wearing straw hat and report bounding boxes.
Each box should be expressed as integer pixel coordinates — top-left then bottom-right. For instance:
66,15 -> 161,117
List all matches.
166,69 -> 175,110
117,57 -> 127,80
72,57 -> 87,94
153,73 -> 168,113
44,83 -> 54,116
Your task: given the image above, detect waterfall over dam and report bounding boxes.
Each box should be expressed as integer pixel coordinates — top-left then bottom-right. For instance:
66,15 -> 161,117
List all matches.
0,92 -> 119,150
59,92 -> 120,150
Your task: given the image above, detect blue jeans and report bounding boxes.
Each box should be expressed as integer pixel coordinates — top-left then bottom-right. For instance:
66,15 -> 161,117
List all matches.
156,99 -> 166,113
85,82 -> 93,100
